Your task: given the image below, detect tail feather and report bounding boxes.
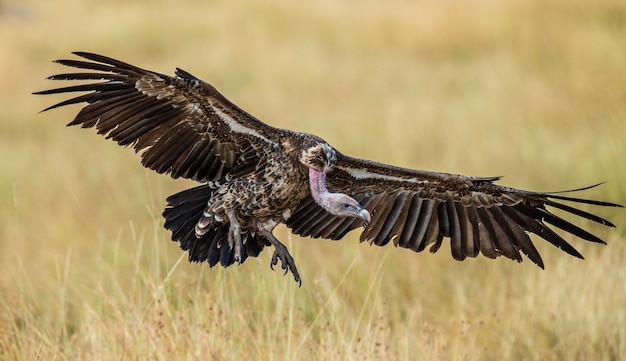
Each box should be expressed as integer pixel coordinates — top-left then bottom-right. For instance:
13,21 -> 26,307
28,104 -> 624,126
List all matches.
162,185 -> 269,267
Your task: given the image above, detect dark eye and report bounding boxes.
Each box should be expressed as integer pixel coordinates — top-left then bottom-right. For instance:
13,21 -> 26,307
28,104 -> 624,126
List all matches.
343,203 -> 351,209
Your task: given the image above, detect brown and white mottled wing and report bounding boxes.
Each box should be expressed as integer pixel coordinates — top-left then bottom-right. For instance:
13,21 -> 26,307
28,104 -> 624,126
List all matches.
287,153 -> 620,268
35,52 -> 283,183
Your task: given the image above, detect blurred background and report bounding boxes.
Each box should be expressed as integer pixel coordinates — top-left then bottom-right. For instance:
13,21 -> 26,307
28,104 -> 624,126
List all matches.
1,0 -> 624,360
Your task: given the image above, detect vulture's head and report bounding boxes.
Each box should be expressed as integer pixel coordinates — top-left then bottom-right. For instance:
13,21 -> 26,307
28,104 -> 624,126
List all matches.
323,193 -> 372,225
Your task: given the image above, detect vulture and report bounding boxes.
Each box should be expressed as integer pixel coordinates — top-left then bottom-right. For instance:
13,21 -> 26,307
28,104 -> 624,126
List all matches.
36,52 -> 621,286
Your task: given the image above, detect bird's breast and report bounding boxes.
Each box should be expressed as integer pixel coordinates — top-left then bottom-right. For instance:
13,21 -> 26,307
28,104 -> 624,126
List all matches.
213,155 -> 309,223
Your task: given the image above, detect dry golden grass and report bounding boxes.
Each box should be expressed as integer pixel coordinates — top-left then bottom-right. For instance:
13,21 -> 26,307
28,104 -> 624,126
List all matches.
1,0 -> 625,359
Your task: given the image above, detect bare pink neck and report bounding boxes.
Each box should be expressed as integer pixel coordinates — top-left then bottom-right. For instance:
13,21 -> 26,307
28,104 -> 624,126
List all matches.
309,168 -> 330,208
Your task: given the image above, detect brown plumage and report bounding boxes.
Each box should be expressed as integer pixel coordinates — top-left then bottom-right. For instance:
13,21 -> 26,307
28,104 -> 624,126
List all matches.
35,52 -> 621,285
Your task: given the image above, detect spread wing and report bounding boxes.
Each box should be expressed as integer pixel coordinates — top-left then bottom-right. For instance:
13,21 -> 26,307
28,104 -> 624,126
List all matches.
35,52 -> 284,183
287,153 -> 621,268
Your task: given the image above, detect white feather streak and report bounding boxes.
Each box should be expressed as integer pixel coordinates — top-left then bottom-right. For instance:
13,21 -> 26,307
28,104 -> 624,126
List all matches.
339,166 -> 422,183
212,107 -> 274,144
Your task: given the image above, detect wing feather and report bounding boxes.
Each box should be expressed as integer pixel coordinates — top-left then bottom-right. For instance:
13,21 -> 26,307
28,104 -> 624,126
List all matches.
293,206 -> 328,236
474,206 -> 500,259
309,213 -> 344,239
359,192 -> 390,242
437,200 -> 450,238
453,201 -> 476,258
364,192 -> 397,245
372,191 -> 408,246
397,195 -> 424,247
485,207 -> 521,261
445,193 -> 464,261
425,209 -> 444,253
174,140 -> 213,179
407,198 -> 435,252
320,216 -> 354,239
387,192 -> 413,245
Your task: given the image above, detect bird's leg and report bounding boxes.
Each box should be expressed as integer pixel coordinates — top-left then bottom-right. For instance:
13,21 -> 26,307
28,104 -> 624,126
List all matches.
258,229 -> 301,286
226,209 -> 244,264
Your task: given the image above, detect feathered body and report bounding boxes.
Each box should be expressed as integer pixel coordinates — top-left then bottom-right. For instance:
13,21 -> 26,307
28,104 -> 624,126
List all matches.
36,52 -> 621,285
164,134 -> 331,270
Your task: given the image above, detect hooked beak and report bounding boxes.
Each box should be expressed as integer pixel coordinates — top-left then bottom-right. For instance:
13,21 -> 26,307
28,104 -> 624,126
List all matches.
357,205 -> 371,226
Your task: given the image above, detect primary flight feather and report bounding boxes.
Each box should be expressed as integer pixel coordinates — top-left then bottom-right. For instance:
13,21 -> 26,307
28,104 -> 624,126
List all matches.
36,52 -> 621,285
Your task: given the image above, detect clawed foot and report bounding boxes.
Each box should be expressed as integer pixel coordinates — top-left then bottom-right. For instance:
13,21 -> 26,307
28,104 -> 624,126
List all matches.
233,244 -> 243,265
270,243 -> 301,286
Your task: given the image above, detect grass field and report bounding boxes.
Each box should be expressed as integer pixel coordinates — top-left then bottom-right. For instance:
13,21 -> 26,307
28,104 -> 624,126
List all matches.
1,0 -> 625,359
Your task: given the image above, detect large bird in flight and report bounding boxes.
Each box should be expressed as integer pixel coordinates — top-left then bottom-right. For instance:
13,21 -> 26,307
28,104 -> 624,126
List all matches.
36,52 -> 620,285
